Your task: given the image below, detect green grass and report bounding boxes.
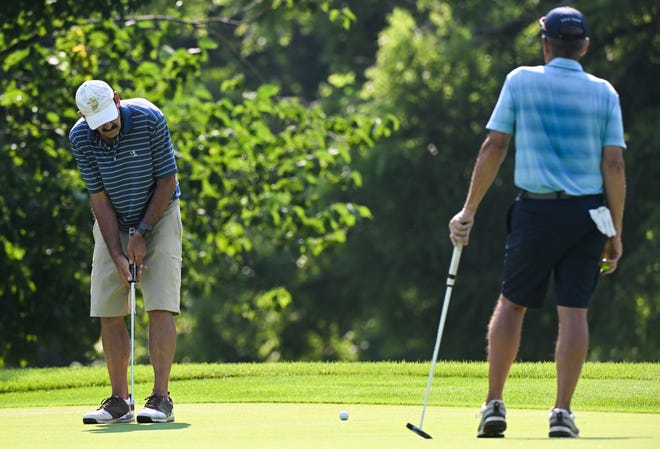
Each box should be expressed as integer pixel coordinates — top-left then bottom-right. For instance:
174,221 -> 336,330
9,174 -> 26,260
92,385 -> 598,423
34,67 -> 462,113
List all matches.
4,404 -> 660,449
1,361 -> 659,413
1,362 -> 659,449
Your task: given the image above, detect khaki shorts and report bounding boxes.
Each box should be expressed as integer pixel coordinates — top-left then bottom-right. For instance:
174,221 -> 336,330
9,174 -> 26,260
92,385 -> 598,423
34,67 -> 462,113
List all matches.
90,200 -> 182,317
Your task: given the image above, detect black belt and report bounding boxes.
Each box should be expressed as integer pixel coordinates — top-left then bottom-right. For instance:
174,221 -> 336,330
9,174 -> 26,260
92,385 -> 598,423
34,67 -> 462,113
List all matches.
520,190 -> 577,200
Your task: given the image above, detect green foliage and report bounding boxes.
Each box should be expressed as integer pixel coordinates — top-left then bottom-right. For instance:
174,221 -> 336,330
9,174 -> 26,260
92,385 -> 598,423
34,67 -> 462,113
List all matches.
278,0 -> 660,363
284,3 -> 505,362
1,0 -> 658,366
170,81 -> 394,362
0,0 -> 393,366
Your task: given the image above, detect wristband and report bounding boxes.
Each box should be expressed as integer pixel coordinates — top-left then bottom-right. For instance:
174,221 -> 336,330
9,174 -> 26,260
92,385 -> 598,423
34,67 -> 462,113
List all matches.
136,221 -> 153,238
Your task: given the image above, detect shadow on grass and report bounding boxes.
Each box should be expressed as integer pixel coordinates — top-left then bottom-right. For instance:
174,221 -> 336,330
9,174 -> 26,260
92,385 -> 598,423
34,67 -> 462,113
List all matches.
510,437 -> 646,441
84,422 -> 190,433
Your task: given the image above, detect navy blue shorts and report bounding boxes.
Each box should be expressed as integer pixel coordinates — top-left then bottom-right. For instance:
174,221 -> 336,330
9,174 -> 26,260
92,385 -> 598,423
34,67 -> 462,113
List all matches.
501,194 -> 607,309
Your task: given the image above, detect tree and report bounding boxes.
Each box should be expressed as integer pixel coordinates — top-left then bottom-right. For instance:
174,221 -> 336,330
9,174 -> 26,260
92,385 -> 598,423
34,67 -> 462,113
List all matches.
1,0 -> 145,367
0,0 -> 395,366
1,0 -> 658,366
278,0 -> 660,362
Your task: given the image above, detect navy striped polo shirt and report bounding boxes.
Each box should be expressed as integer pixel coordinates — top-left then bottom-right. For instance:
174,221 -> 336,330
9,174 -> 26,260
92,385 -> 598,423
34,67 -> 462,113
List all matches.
69,98 -> 180,230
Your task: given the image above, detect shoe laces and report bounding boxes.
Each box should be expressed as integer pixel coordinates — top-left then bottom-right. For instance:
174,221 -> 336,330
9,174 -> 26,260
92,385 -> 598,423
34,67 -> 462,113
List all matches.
144,393 -> 168,409
99,395 -> 120,408
98,395 -> 129,414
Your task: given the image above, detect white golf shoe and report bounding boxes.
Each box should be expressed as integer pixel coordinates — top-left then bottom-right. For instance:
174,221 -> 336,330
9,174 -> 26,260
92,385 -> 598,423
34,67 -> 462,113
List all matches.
83,395 -> 134,424
137,393 -> 175,423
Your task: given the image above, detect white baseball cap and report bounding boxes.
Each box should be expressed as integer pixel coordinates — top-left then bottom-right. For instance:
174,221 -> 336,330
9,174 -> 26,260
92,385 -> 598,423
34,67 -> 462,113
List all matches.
75,80 -> 119,130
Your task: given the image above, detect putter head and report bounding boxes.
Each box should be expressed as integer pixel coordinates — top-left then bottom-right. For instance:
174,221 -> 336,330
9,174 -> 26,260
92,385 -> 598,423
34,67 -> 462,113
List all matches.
406,422 -> 432,439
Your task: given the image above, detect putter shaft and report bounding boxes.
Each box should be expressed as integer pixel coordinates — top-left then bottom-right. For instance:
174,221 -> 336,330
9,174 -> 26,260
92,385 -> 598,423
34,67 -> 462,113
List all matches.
128,227 -> 137,406
409,244 -> 463,438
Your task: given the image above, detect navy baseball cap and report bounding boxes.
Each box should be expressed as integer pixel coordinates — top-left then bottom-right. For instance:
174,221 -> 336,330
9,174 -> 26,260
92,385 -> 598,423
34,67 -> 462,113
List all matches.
539,6 -> 588,40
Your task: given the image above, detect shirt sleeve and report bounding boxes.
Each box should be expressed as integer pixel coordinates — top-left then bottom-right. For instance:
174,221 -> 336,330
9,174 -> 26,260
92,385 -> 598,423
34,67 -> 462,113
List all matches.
150,111 -> 179,179
486,73 -> 516,135
603,86 -> 626,149
69,125 -> 105,194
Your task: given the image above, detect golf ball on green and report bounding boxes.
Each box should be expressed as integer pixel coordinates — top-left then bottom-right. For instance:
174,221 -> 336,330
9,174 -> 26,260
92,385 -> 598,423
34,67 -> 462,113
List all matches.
339,410 -> 349,420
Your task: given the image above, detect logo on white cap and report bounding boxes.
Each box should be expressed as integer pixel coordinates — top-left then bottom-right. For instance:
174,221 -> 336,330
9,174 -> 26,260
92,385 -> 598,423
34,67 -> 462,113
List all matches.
75,80 -> 118,130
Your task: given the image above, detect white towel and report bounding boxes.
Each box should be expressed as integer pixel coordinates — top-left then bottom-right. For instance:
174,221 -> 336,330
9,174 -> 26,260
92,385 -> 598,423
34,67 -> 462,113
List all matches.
589,206 -> 616,237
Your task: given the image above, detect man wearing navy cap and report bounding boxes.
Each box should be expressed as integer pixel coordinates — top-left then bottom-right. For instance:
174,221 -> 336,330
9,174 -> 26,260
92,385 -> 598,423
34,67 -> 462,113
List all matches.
449,6 -> 626,438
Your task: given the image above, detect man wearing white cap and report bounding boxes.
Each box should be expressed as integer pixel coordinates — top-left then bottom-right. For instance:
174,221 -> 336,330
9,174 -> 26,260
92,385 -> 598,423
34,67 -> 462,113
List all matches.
70,80 -> 182,424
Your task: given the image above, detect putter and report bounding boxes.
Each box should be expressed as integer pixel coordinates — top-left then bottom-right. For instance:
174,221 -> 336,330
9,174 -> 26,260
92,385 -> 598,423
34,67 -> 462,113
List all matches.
407,244 -> 463,439
128,227 -> 137,412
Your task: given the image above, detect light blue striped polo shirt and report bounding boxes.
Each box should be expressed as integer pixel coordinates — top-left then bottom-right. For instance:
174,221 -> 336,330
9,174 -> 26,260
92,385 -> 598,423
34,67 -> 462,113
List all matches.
69,98 -> 180,230
486,57 -> 626,195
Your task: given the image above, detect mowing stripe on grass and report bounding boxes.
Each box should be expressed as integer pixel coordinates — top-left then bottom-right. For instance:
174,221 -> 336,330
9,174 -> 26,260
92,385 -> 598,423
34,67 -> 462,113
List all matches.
0,404 -> 659,449
1,362 -> 659,413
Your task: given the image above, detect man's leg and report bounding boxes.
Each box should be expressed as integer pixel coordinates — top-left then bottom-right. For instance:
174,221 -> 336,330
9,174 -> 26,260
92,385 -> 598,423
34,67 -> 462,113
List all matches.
554,306 -> 589,411
147,310 -> 177,397
135,310 -> 177,423
485,295 -> 527,402
82,316 -> 133,424
100,316 -> 130,399
477,295 -> 527,437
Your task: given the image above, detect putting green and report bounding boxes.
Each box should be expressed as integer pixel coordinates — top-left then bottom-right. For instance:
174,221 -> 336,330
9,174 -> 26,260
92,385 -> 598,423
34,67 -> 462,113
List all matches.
0,404 -> 658,449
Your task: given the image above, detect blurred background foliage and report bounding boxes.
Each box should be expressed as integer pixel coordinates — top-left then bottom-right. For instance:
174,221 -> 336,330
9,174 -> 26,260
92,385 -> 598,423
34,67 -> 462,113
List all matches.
1,0 -> 658,367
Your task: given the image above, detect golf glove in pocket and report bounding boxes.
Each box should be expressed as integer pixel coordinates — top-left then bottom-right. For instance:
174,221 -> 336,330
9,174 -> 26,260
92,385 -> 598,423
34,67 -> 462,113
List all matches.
589,206 -> 616,237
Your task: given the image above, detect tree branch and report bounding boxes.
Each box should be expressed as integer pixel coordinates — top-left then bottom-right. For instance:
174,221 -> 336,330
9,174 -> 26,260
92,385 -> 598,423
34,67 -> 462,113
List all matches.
1,13 -> 267,85
124,15 -> 267,85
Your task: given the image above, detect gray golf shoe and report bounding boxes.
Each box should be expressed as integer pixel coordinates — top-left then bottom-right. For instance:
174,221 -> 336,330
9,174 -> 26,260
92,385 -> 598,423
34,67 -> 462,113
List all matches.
477,400 -> 507,438
549,408 -> 580,438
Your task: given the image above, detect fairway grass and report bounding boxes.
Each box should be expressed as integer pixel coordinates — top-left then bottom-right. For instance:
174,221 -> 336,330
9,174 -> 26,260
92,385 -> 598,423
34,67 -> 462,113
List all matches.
1,404 -> 659,449
1,361 -> 659,412
1,362 -> 659,448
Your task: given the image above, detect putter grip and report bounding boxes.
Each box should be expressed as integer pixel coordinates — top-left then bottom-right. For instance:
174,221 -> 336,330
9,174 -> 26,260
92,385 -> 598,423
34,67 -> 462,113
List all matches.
128,227 -> 137,281
448,244 -> 463,276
